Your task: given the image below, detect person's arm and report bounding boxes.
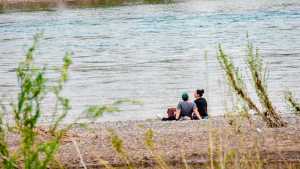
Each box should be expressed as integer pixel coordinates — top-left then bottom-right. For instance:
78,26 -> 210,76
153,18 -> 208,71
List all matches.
193,107 -> 201,119
192,102 -> 201,119
176,102 -> 181,120
175,109 -> 181,120
205,99 -> 208,116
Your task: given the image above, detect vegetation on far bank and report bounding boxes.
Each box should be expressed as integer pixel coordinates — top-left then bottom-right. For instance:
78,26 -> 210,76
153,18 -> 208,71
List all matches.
0,0 -> 173,12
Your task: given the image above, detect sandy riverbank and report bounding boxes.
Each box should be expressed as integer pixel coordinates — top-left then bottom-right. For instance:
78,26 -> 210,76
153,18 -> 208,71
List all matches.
14,115 -> 297,168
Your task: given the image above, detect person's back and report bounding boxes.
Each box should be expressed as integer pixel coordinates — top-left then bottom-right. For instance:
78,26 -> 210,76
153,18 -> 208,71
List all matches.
194,97 -> 208,118
177,101 -> 195,118
194,89 -> 208,119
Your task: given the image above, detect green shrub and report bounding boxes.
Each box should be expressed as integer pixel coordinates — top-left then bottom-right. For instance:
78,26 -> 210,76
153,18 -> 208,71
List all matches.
285,90 -> 300,115
0,33 -> 136,168
0,33 -> 73,169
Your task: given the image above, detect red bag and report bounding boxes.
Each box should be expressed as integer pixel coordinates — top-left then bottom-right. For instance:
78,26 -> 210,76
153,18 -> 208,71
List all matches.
167,107 -> 177,118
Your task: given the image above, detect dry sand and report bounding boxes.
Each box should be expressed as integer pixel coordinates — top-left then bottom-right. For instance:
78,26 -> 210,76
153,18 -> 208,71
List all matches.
46,116 -> 300,168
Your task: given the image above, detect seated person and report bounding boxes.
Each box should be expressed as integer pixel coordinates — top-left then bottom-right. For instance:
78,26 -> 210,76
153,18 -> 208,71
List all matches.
193,89 -> 208,119
176,92 -> 201,120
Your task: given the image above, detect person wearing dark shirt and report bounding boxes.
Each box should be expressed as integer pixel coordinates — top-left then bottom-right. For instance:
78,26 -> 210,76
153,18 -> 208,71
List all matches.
193,89 -> 208,119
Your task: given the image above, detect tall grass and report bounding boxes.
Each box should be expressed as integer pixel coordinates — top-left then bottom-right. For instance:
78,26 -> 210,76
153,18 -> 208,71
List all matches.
285,91 -> 300,115
217,42 -> 286,127
144,128 -> 169,169
0,33 -> 74,169
217,45 -> 261,115
108,129 -> 135,169
246,43 -> 286,127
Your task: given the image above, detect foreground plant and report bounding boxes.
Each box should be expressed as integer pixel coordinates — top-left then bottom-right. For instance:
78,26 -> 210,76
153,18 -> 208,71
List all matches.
246,43 -> 286,127
108,129 -> 135,169
0,34 -> 71,169
0,33 -> 74,169
217,42 -> 286,127
285,91 -> 300,115
85,99 -> 143,119
144,129 -> 169,169
0,34 -> 136,168
217,45 -> 261,115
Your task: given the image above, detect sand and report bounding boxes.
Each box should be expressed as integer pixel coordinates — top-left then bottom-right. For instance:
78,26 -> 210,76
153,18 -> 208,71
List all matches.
46,116 -> 300,168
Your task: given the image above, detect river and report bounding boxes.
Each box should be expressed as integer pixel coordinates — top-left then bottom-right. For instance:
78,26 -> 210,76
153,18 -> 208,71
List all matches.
0,0 -> 300,122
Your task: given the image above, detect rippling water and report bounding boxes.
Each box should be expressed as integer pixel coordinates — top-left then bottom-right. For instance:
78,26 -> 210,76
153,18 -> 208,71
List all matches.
0,0 -> 300,122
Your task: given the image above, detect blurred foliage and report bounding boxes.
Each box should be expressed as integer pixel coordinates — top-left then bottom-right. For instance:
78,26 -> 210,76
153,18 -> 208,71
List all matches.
285,90 -> 300,115
217,41 -> 286,127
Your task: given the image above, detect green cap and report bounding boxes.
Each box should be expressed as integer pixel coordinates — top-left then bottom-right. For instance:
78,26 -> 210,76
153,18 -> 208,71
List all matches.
182,92 -> 189,101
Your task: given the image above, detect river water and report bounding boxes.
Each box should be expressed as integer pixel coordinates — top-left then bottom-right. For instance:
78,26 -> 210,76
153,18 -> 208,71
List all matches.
0,0 -> 300,122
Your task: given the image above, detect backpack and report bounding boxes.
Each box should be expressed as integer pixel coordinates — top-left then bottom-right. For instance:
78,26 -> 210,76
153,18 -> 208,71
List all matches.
161,107 -> 177,121
167,107 -> 177,118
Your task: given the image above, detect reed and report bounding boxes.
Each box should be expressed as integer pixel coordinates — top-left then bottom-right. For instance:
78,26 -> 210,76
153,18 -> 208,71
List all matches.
144,128 -> 170,169
108,129 -> 135,169
217,45 -> 261,117
217,42 -> 286,128
284,90 -> 300,115
246,42 -> 286,127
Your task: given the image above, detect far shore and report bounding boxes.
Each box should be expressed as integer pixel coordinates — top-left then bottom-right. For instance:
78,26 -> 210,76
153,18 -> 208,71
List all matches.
0,0 -> 127,11
0,0 -> 170,11
7,115 -> 300,168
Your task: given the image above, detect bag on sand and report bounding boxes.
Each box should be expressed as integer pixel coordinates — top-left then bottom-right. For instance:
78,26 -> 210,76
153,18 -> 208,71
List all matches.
162,108 -> 177,121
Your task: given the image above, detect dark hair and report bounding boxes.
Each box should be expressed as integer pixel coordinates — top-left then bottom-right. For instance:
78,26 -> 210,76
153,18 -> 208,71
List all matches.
182,92 -> 189,101
196,89 -> 204,97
